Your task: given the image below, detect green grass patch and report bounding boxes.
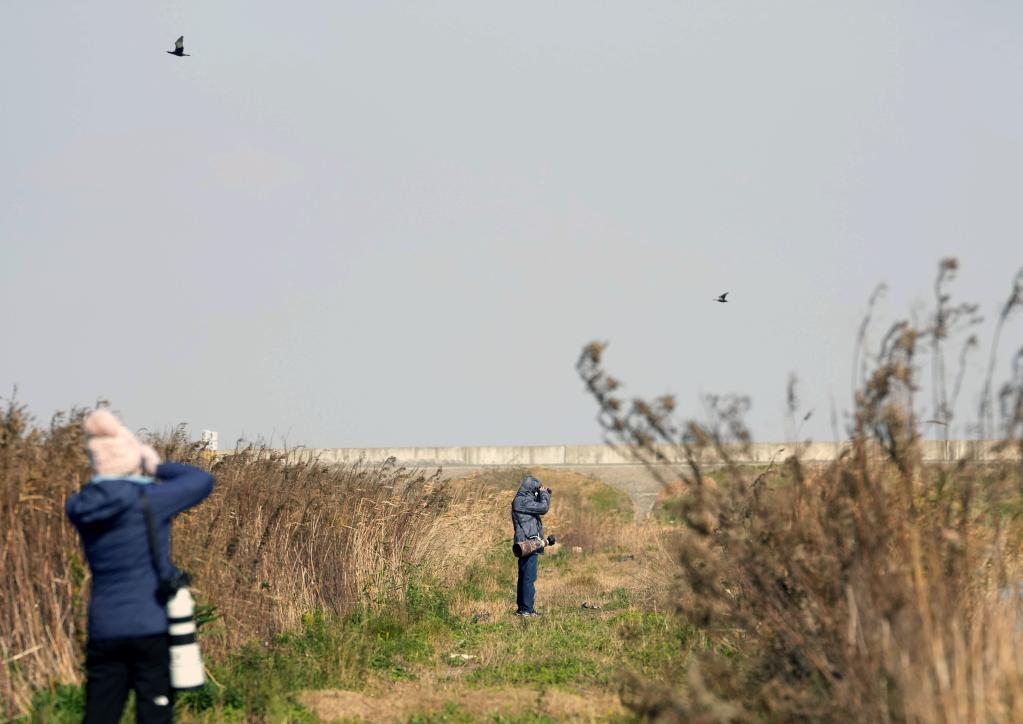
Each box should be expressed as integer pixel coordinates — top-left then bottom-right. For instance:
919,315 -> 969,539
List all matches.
586,485 -> 632,517
605,586 -> 631,610
467,656 -> 605,687
27,683 -> 85,724
461,609 -> 692,689
407,702 -> 559,724
174,575 -> 465,719
454,547 -> 518,602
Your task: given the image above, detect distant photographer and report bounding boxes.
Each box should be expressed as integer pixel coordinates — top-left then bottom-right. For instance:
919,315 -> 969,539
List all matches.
511,475 -> 551,617
66,411 -> 214,723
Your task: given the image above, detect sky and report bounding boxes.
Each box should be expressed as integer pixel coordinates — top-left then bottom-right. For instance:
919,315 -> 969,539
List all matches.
2,1 -> 1022,448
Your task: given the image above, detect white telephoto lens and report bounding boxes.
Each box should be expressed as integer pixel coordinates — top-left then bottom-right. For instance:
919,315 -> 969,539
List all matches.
167,588 -> 205,690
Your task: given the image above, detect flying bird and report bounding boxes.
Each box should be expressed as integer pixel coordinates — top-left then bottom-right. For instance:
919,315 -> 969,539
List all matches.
167,36 -> 189,57
714,292 -> 729,303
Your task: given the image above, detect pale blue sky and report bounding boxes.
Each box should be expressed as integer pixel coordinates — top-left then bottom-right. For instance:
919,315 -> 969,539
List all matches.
2,1 -> 1021,446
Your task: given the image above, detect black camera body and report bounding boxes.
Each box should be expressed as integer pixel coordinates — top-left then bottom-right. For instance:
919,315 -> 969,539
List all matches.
157,568 -> 191,602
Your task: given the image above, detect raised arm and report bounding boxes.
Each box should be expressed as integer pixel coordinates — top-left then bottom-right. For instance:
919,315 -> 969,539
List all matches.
146,462 -> 214,520
514,489 -> 551,516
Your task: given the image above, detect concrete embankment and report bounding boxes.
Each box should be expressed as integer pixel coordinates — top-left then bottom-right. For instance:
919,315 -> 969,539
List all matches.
255,441 -> 1016,518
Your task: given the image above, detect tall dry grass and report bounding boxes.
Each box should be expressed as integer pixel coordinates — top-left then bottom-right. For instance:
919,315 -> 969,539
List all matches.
0,402 -> 90,718
579,259 -> 1023,722
0,411 -> 500,719
457,466 -> 636,554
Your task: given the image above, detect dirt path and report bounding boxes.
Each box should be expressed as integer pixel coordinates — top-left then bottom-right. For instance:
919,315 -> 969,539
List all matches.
298,682 -> 625,722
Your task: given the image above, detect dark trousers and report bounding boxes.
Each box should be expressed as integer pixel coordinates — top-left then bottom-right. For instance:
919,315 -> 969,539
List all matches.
516,552 -> 539,613
84,634 -> 174,724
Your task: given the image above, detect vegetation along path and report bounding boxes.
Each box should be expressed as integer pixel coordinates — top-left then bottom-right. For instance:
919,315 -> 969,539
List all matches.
291,469 -> 693,723
24,466 -> 694,723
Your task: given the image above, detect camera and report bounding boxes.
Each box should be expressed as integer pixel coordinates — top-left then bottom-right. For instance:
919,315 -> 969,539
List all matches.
157,568 -> 205,690
512,535 -> 556,558
157,568 -> 191,602
167,587 -> 205,690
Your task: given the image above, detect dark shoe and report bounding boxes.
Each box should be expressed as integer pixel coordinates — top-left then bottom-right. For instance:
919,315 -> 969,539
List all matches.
515,610 -> 530,617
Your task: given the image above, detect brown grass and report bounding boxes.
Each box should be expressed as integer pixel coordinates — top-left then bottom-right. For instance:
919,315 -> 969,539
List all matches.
579,259 -> 1023,722
0,410 -> 501,719
460,466 -> 635,553
0,403 -> 90,717
297,681 -> 626,722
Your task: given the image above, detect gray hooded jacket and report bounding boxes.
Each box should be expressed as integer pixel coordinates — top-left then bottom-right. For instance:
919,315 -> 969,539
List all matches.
511,475 -> 550,545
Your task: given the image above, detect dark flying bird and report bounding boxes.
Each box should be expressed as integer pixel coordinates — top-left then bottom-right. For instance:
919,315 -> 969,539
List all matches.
167,36 -> 190,57
714,292 -> 729,303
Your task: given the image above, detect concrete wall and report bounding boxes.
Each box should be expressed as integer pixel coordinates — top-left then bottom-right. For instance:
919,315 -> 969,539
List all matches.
282,440 -> 1017,468
264,441 -> 1018,518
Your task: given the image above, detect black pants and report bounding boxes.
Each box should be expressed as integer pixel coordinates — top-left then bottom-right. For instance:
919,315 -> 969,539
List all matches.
84,634 -> 174,724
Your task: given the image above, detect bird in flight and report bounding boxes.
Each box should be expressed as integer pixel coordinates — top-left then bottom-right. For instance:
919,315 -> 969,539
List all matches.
167,36 -> 190,57
714,292 -> 729,303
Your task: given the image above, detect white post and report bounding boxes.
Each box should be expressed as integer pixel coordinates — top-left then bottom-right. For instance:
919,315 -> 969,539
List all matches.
200,430 -> 218,452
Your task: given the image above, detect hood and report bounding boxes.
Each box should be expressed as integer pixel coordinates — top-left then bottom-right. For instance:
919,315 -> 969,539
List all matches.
65,479 -> 141,525
516,475 -> 541,495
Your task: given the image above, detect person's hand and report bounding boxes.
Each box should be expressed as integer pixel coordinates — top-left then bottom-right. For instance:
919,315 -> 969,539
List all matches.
140,445 -> 162,476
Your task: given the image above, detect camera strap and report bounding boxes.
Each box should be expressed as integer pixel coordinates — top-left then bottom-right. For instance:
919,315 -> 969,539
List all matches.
140,491 -> 167,583
141,490 -> 189,602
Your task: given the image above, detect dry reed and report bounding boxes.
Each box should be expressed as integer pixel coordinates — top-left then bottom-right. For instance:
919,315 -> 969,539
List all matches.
0,412 -> 499,719
579,259 -> 1023,722
0,403 -> 90,717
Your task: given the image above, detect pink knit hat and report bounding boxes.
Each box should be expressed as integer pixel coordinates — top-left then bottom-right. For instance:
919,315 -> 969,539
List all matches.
85,409 -> 161,477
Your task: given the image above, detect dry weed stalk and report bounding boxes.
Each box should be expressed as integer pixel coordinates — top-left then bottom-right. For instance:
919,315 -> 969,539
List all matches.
579,260 -> 1023,723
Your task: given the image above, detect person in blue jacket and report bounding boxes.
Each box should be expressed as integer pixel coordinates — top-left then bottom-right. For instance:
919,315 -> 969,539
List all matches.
511,475 -> 551,617
66,410 -> 214,723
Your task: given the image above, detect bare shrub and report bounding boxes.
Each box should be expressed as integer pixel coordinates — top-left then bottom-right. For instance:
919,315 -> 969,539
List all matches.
579,260 -> 1023,722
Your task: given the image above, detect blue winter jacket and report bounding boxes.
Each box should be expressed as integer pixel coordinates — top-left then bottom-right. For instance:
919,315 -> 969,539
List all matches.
511,476 -> 550,548
65,462 -> 214,640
